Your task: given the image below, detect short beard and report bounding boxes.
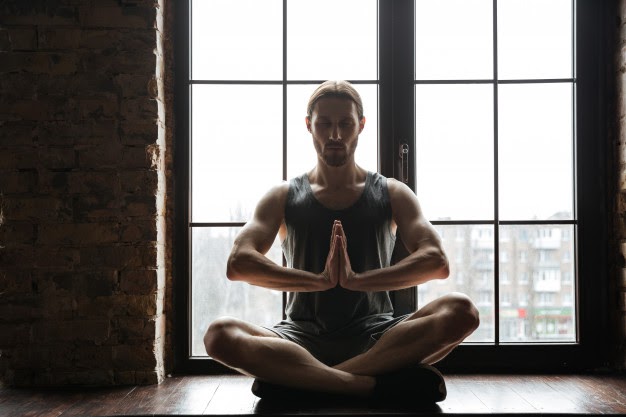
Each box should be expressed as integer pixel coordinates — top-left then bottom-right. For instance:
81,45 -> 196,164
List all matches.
314,140 -> 358,167
322,150 -> 348,167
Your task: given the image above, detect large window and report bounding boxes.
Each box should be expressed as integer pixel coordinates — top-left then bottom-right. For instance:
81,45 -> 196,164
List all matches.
175,0 -> 612,371
414,0 -> 576,344
188,0 -> 378,357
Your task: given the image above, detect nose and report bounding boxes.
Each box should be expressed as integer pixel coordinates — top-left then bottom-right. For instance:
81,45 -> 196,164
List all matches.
330,124 -> 341,141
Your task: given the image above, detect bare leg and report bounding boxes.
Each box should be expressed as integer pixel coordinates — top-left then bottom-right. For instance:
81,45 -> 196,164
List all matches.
334,292 -> 479,376
204,316 -> 375,397
204,292 -> 478,396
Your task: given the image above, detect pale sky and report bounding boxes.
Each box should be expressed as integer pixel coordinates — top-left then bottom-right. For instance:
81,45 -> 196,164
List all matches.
191,0 -> 574,223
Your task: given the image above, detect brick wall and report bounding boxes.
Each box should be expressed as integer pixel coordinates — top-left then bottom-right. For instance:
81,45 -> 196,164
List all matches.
0,0 -> 172,386
617,0 -> 626,370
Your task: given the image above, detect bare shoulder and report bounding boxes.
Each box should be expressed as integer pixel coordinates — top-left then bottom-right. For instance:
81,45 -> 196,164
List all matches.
386,177 -> 441,253
235,181 -> 289,253
386,177 -> 412,199
253,181 -> 290,223
386,177 -> 423,218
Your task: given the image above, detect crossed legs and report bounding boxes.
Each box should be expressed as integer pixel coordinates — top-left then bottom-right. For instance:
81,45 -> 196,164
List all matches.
204,292 -> 479,397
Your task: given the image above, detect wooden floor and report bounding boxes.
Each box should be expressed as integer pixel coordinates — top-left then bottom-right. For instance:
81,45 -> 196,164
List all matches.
1,374 -> 625,416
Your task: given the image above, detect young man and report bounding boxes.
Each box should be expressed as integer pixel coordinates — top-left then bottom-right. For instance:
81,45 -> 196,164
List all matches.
204,80 -> 479,402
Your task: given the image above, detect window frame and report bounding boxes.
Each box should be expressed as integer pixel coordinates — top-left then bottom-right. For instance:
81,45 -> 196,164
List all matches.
174,0 -> 615,373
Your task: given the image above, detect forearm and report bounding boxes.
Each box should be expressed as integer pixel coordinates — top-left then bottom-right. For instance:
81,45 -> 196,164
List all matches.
226,248 -> 328,292
344,248 -> 449,292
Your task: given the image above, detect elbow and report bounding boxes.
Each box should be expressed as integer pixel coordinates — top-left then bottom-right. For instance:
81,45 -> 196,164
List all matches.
438,258 -> 450,279
226,251 -> 244,281
435,250 -> 450,280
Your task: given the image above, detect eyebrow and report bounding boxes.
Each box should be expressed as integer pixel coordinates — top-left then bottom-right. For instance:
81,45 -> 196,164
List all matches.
315,115 -> 354,120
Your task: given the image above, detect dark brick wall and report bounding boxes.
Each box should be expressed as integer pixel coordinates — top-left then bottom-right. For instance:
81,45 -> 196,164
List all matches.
0,0 -> 171,386
615,0 -> 626,370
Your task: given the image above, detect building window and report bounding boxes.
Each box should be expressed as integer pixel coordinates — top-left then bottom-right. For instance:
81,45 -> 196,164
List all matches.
519,292 -> 529,306
519,271 -> 529,284
563,271 -> 573,284
537,292 -> 556,306
501,291 -> 512,306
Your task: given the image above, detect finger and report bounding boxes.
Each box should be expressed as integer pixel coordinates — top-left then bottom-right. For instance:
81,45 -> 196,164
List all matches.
340,235 -> 348,254
334,234 -> 342,254
334,221 -> 341,235
330,223 -> 337,247
338,223 -> 347,242
336,235 -> 342,272
330,235 -> 338,261
329,234 -> 340,260
325,234 -> 337,281
334,221 -> 346,244
341,237 -> 351,270
340,236 -> 352,272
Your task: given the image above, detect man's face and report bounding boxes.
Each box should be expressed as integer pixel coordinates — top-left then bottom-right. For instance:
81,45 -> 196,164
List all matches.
306,97 -> 365,167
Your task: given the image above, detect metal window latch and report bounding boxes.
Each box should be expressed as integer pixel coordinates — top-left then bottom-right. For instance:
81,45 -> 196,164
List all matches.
399,143 -> 409,183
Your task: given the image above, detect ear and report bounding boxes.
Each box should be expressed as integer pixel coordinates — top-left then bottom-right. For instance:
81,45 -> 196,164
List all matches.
359,116 -> 366,133
305,116 -> 312,133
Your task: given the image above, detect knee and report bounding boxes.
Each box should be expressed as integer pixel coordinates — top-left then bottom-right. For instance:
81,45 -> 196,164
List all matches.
440,292 -> 480,342
204,316 -> 242,363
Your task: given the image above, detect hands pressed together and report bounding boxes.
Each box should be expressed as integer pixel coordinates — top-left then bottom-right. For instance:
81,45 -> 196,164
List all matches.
320,220 -> 357,290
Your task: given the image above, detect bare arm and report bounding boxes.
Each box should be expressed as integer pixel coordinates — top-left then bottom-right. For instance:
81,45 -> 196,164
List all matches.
341,178 -> 449,292
226,183 -> 337,292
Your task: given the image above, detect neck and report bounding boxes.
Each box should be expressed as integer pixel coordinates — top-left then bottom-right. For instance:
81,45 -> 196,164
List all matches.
309,158 -> 366,189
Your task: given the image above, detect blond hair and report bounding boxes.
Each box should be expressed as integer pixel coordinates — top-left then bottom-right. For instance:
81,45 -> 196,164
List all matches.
306,80 -> 364,120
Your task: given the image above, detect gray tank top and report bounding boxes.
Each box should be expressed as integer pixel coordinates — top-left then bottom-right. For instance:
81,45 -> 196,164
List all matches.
281,171 -> 397,335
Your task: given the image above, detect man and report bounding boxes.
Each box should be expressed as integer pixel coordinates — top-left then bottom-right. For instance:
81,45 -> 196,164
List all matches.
204,80 -> 479,402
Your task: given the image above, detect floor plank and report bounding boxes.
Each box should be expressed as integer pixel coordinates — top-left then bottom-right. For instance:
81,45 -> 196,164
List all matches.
106,376 -> 183,416
152,375 -> 222,415
59,386 -> 135,417
574,374 -> 626,414
202,374 -> 257,415
0,388 -> 87,417
462,375 -> 538,413
541,375 -> 606,414
0,374 -> 623,416
504,375 -> 585,414
439,377 -> 491,413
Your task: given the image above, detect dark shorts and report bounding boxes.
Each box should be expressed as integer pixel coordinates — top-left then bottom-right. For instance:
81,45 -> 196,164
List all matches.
264,313 -> 411,366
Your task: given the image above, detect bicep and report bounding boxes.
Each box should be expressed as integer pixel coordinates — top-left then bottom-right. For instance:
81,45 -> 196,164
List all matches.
232,183 -> 287,255
389,179 -> 443,254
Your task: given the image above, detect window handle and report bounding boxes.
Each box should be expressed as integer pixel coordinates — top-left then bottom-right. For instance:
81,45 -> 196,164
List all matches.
399,143 -> 409,183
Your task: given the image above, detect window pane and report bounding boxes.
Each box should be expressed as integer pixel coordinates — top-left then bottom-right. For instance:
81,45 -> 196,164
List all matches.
419,225 -> 495,342
498,0 -> 572,80
287,0 -> 377,80
192,0 -> 282,80
415,0 -> 493,80
500,225 -> 576,343
498,83 -> 573,220
415,85 -> 494,220
191,227 -> 283,356
192,85 -> 282,222
287,84 -> 378,179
